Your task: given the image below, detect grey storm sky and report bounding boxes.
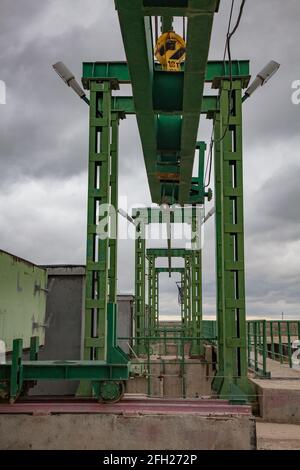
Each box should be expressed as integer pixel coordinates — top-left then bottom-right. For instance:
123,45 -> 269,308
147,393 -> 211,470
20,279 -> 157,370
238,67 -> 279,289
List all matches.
0,0 -> 299,319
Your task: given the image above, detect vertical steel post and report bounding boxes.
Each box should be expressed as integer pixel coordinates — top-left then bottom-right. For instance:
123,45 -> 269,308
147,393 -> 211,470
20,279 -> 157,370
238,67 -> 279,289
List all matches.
84,80 -> 112,362
190,211 -> 202,357
135,222 -> 146,355
254,322 -> 258,371
262,320 -> 267,376
154,269 -> 159,333
287,321 -> 292,368
247,322 -> 251,368
180,272 -> 184,325
108,113 -> 120,304
278,321 -> 283,364
270,321 -> 275,359
183,254 -> 191,336
212,79 -> 252,402
148,254 -> 156,337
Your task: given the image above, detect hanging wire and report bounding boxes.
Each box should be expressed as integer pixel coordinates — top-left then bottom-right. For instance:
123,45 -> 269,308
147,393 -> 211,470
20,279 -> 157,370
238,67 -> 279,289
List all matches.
155,16 -> 159,44
204,0 -> 247,188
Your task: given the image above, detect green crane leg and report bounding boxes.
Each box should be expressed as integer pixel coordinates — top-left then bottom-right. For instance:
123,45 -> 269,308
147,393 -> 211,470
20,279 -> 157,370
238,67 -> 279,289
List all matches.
190,211 -> 203,357
148,254 -> 156,338
190,252 -> 203,356
108,113 -> 120,304
183,255 -> 191,336
180,272 -> 184,325
134,224 -> 147,355
154,270 -> 159,333
84,81 -> 112,362
78,80 -> 121,396
212,79 -> 253,403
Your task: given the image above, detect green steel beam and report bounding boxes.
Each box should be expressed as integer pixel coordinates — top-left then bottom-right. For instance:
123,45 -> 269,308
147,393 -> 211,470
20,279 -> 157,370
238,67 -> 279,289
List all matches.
156,267 -> 185,274
147,248 -> 188,258
114,0 -> 220,204
132,206 -> 199,224
178,2 -> 217,203
0,360 -> 129,382
82,61 -> 250,86
106,95 -> 218,115
142,0 -> 220,15
114,0 -> 159,202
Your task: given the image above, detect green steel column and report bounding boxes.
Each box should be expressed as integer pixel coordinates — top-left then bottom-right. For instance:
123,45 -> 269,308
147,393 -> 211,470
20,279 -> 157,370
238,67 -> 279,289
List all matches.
154,270 -> 159,331
190,212 -> 203,357
135,222 -> 146,355
108,113 -> 120,303
212,79 -> 252,402
180,272 -> 184,325
183,254 -> 191,336
148,254 -> 156,337
84,81 -> 112,362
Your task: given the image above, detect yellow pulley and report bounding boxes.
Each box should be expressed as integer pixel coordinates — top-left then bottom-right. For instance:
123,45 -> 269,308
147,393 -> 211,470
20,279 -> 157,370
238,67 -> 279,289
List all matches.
155,31 -> 186,72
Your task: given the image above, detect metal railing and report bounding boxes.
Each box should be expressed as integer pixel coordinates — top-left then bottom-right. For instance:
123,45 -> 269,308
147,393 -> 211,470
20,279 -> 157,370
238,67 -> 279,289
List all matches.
247,320 -> 300,377
118,328 -> 218,398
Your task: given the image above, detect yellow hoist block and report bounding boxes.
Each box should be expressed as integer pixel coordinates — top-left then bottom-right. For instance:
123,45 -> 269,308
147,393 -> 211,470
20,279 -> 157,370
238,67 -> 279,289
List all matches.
155,31 -> 186,72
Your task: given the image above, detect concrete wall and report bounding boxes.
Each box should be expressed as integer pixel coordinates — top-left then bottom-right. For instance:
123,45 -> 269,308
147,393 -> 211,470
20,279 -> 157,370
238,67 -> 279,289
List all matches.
30,265 -> 133,396
0,413 -> 256,450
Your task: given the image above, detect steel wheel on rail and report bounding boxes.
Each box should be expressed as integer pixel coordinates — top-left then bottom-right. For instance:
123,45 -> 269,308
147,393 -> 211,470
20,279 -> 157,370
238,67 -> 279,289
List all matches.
97,380 -> 125,404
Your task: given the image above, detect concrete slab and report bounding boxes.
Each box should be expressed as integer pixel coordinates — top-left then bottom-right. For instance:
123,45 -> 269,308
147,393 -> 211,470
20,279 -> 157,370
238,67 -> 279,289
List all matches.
251,358 -> 300,423
257,422 -> 300,450
0,399 -> 256,450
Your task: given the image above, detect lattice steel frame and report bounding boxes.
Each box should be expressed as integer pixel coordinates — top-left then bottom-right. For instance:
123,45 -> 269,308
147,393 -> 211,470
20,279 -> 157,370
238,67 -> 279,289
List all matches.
212,79 -> 253,401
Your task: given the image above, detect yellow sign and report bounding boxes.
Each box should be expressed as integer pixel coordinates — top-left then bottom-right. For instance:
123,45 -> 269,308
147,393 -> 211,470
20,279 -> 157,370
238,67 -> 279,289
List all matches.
155,32 -> 186,72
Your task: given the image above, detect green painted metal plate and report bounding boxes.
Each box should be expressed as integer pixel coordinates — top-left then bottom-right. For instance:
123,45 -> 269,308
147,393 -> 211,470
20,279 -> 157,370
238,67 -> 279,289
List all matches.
0,250 -> 47,352
82,60 -> 250,88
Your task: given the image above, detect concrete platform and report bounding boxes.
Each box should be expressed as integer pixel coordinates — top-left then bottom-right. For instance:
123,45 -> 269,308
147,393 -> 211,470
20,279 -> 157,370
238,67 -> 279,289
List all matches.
0,398 -> 256,450
251,358 -> 300,423
257,422 -> 300,450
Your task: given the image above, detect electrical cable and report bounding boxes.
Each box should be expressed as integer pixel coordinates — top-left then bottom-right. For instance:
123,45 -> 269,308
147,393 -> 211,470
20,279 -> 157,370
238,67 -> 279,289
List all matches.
204,0 -> 247,188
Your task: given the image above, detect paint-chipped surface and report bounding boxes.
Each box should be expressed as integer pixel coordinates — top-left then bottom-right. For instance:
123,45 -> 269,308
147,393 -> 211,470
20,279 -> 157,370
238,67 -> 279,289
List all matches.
0,250 -> 47,351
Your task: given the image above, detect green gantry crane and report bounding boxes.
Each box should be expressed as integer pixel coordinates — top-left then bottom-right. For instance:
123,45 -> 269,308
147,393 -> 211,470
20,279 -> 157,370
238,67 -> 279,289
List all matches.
0,0 -> 256,403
